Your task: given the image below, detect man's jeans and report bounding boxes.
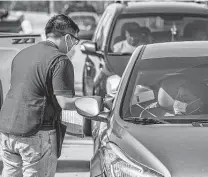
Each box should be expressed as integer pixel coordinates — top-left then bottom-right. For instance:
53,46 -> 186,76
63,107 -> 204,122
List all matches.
0,130 -> 57,177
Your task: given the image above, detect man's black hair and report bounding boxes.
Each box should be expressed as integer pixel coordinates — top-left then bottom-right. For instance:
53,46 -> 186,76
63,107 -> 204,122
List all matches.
45,14 -> 79,37
125,22 -> 140,35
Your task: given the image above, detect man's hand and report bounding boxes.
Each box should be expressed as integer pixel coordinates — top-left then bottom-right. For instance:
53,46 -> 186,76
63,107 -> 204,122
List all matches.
56,95 -> 81,110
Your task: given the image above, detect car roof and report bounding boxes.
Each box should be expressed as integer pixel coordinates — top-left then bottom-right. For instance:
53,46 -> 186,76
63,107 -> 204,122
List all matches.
108,2 -> 208,14
142,41 -> 208,59
68,12 -> 99,21
68,11 -> 98,17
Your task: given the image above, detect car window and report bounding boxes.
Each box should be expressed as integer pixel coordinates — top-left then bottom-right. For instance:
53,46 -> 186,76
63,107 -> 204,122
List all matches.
93,11 -> 113,51
122,56 -> 208,123
71,15 -> 96,31
109,14 -> 208,54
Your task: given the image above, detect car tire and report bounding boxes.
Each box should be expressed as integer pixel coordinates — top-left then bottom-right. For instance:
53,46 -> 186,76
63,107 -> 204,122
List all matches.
83,65 -> 94,96
94,78 -> 107,97
83,118 -> 92,136
82,66 -> 93,136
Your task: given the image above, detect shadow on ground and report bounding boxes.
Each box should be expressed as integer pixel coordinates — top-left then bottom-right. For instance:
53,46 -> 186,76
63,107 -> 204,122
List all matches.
56,160 -> 90,173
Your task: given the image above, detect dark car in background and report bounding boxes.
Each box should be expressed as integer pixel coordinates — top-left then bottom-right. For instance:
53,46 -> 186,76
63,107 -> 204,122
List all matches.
0,9 -> 32,34
76,41 -> 208,177
69,12 -> 99,40
0,9 -> 23,33
80,1 -> 208,136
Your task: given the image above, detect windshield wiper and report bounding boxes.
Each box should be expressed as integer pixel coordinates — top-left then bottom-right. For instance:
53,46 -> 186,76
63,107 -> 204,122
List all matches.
109,52 -> 132,56
123,117 -> 170,125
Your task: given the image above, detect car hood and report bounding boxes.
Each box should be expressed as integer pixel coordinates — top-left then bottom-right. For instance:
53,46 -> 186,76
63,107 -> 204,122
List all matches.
109,121 -> 208,177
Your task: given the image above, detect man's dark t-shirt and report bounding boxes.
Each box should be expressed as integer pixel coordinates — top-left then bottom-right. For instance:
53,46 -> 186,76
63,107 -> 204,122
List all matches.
0,41 -> 74,136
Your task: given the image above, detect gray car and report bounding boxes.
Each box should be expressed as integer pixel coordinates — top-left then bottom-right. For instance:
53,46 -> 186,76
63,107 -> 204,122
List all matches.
80,0 -> 208,136
76,41 -> 208,177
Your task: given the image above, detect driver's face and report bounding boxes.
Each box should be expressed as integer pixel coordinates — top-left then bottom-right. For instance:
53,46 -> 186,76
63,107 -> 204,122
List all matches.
125,31 -> 140,47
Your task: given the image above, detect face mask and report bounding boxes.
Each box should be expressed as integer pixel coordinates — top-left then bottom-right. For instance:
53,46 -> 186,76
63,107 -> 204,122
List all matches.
173,97 -> 202,115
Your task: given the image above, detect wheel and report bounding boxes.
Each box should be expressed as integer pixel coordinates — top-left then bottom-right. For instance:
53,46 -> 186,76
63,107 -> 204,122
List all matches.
83,76 -> 94,96
94,78 -> 107,97
83,117 -> 92,136
83,65 -> 94,96
82,65 -> 94,136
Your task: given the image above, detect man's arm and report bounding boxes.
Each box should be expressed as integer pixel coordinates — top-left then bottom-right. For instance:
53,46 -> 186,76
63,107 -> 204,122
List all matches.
56,95 -> 80,110
52,57 -> 79,110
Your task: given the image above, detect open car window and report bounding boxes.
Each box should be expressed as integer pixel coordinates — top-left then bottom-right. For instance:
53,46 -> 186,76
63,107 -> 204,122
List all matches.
109,14 -> 208,54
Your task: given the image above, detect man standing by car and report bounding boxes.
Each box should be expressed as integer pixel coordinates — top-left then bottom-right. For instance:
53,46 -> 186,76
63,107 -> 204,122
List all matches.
0,14 -> 80,177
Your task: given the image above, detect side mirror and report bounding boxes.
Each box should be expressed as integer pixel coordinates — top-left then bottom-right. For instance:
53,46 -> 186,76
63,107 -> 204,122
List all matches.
75,96 -> 108,123
80,41 -> 103,57
80,41 -> 97,55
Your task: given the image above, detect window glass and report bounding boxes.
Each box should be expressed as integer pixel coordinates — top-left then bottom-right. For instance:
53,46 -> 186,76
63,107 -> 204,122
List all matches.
110,14 -> 208,54
93,11 -> 113,51
122,56 -> 208,124
71,15 -> 96,31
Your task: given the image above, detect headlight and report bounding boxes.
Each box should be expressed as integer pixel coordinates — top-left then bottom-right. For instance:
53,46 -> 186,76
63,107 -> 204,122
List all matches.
103,143 -> 164,177
106,75 -> 121,95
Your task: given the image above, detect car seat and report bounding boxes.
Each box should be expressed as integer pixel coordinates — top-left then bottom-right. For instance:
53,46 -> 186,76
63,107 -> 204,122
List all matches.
140,74 -> 208,118
183,20 -> 208,41
139,27 -> 152,44
152,31 -> 172,43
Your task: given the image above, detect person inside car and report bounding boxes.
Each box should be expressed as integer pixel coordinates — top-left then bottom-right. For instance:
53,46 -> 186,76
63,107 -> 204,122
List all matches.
139,73 -> 208,118
113,22 -> 141,53
113,22 -> 140,44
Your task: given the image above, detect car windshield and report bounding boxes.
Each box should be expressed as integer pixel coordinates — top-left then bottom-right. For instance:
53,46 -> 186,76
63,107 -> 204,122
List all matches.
109,14 -> 208,54
71,15 -> 96,31
122,54 -> 208,124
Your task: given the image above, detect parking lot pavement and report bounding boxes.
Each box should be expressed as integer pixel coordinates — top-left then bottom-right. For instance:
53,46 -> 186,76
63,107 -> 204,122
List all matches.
55,135 -> 93,177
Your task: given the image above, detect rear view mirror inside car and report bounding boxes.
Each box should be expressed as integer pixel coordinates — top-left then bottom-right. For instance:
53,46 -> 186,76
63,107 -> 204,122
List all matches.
161,15 -> 184,21
132,85 -> 155,105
